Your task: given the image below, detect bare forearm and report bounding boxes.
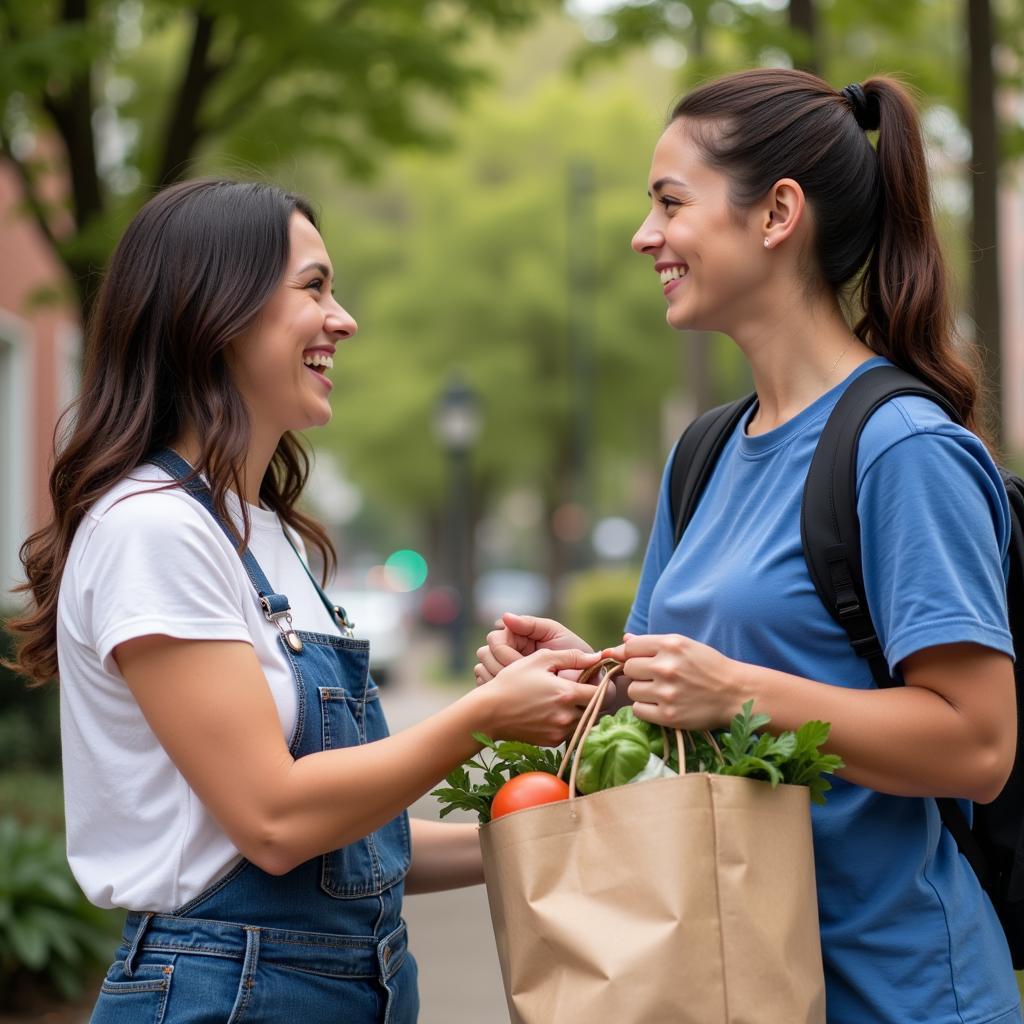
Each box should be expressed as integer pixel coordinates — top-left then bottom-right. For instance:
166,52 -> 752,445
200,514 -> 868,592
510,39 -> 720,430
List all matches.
404,818 -> 483,894
120,637 -> 602,877
260,690 -> 490,873
732,661 -> 1012,801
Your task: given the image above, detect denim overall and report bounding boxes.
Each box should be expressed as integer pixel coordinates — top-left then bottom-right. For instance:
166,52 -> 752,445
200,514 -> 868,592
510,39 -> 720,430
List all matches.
90,451 -> 417,1024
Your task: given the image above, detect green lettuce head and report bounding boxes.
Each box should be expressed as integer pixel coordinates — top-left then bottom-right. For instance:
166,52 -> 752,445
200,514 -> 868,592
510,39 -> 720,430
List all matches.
576,706 -> 668,794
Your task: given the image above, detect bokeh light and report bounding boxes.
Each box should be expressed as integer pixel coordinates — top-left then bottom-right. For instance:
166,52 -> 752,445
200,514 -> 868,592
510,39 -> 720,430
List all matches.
384,549 -> 429,592
420,585 -> 461,625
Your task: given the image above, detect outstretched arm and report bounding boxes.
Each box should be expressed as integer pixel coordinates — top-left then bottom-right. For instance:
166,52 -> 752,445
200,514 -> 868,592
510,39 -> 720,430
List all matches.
115,636 -> 600,876
606,634 -> 1015,803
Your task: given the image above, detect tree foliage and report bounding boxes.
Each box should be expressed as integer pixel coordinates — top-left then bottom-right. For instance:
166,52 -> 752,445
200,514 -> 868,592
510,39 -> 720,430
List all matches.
0,0 -> 563,311
309,74 -> 710,534
571,0 -> 1003,104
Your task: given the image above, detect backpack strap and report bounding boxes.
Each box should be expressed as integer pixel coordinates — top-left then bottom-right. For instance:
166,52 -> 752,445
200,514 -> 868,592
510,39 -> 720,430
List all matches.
670,394 -> 758,545
801,364 -> 991,887
800,364 -> 960,688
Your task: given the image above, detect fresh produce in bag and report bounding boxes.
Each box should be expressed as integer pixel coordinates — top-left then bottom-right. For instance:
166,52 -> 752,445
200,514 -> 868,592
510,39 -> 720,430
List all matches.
432,734 -> 568,824
433,699 -> 843,822
574,705 -> 675,794
473,662 -> 833,1024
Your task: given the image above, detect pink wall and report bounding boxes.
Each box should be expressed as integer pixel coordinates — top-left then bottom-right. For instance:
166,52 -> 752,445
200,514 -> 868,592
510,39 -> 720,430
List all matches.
0,159 -> 79,530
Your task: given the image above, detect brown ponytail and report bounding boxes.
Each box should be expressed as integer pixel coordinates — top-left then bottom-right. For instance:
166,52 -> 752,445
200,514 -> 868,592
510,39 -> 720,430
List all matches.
671,69 -> 992,450
853,77 -> 990,446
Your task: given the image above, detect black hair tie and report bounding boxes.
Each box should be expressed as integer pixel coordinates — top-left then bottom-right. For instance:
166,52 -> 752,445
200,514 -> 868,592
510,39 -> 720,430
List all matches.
841,83 -> 880,131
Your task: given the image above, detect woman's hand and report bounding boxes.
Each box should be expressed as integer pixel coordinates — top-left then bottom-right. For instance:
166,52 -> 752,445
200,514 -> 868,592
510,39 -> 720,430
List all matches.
475,612 -> 592,685
602,633 -> 742,731
479,647 -> 603,747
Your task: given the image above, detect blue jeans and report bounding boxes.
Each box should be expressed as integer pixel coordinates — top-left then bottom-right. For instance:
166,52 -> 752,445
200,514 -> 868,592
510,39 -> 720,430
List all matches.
91,913 -> 419,1024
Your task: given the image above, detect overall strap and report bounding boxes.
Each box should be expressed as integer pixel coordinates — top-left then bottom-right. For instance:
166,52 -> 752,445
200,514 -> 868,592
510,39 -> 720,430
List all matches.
280,529 -> 355,636
146,449 -> 305,652
670,394 -> 758,545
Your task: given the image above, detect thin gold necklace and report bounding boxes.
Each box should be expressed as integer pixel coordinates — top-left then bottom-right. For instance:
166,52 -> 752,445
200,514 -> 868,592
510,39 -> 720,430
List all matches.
828,338 -> 856,380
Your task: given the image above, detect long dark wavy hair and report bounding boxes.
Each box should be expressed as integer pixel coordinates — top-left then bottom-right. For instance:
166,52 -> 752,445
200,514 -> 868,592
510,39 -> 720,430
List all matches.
672,68 -> 991,448
8,178 -> 337,684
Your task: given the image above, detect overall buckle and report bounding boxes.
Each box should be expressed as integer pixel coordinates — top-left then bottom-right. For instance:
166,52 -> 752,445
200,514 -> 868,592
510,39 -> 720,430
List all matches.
260,596 -> 303,653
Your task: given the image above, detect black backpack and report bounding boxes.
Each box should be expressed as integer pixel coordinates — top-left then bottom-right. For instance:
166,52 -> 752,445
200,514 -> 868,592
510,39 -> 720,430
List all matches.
669,363 -> 1024,967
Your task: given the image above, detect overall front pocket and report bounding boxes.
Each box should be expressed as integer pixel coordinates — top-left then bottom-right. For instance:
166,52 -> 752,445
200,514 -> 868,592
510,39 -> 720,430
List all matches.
318,687 -> 410,898
92,961 -> 174,1024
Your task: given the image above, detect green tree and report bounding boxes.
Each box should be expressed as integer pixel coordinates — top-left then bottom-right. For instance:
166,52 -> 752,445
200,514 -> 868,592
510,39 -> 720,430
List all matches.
308,69 -> 735,589
968,0 -> 1002,442
0,0 -> 562,315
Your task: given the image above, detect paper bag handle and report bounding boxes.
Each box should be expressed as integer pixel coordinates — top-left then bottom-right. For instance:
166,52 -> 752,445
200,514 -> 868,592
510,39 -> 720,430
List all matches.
557,657 -> 688,799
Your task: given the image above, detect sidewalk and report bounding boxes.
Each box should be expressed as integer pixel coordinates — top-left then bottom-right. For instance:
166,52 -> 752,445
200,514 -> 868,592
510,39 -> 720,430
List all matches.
379,636 -> 509,1024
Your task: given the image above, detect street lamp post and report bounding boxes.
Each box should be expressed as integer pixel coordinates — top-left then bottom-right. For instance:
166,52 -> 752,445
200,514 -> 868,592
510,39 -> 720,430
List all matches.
566,157 -> 596,570
434,375 -> 481,676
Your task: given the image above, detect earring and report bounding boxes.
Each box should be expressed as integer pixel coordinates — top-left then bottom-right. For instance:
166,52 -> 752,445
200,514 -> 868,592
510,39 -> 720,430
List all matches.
763,238 -> 771,249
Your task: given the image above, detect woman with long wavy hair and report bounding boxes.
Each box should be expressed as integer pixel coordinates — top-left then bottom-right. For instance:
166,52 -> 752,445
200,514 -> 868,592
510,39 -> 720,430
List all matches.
6,178 -> 602,1023
478,70 -> 1022,1022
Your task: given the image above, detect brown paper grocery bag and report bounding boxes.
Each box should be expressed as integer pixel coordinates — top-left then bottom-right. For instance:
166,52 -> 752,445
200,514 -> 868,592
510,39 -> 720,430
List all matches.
478,661 -> 826,1024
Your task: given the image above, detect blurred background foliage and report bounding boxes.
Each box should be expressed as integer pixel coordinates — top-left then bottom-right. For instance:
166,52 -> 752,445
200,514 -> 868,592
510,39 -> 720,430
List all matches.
3,0 -> 1021,587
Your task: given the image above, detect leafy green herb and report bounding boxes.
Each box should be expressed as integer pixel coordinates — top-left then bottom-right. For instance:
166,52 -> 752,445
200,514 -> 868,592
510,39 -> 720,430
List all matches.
430,732 -> 564,824
712,701 -> 844,805
779,719 -> 845,805
432,702 -> 845,823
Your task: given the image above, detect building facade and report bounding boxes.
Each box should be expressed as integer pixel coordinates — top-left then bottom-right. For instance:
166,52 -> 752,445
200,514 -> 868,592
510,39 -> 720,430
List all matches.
0,161 -> 79,604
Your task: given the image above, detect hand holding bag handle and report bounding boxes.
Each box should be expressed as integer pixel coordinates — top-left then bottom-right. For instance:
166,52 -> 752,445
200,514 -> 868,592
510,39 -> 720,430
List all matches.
556,657 -> 689,799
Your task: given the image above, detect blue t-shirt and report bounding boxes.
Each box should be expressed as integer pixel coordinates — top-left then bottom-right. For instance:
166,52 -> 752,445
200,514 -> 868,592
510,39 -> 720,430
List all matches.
627,358 -> 1021,1024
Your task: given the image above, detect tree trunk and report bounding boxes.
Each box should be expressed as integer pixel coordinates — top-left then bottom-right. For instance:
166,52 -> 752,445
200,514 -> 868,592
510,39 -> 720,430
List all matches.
40,0 -> 105,317
544,439 -> 576,621
788,0 -> 820,75
967,0 -> 1003,446
157,10 -> 221,186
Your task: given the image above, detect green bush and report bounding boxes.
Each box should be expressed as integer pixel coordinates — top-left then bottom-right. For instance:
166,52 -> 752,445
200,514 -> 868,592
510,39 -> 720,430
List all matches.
0,613 -> 62,772
0,770 -> 65,831
561,567 -> 640,651
0,815 -> 120,1001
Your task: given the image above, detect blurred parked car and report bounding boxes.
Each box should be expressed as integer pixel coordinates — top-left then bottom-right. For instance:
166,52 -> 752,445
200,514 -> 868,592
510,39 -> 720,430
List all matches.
326,588 -> 412,686
474,569 -> 550,625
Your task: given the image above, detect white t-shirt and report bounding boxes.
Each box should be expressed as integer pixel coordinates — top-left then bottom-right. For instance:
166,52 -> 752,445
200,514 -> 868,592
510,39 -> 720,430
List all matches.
56,463 -> 342,911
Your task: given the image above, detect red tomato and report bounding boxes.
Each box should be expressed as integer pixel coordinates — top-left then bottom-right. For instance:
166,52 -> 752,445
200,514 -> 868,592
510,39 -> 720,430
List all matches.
490,772 -> 570,820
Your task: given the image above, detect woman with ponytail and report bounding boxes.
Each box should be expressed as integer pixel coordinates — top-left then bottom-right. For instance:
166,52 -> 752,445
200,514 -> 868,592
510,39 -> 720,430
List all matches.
479,70 -> 1021,1021
6,179 -> 604,1023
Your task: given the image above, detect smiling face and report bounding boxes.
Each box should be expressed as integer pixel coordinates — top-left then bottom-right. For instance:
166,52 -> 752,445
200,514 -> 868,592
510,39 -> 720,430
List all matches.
228,212 -> 356,439
632,120 -> 771,335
